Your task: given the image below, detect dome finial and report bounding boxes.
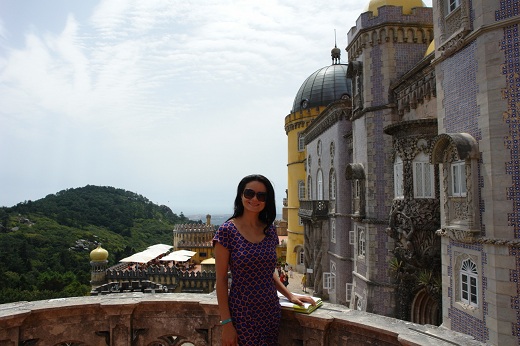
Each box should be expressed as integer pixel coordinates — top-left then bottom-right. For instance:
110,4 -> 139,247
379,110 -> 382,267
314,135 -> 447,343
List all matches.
331,29 -> 341,65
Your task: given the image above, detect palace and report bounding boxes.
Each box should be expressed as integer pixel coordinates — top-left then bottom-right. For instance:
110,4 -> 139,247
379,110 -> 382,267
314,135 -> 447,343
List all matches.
283,0 -> 520,344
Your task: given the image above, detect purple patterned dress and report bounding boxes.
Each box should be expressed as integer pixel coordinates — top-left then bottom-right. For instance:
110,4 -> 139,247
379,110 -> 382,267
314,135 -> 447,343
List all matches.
213,220 -> 281,345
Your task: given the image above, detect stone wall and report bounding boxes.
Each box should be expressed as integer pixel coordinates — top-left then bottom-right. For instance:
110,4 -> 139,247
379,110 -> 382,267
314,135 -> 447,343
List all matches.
0,294 -> 484,345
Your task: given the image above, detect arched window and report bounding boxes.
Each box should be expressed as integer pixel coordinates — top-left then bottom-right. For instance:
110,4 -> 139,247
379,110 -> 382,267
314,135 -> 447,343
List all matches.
317,169 -> 324,200
357,226 -> 366,257
329,169 -> 337,200
307,176 -> 313,200
460,259 -> 478,307
451,160 -> 466,197
330,218 -> 336,243
413,152 -> 435,198
394,156 -> 404,198
298,180 -> 305,201
298,132 -> 305,151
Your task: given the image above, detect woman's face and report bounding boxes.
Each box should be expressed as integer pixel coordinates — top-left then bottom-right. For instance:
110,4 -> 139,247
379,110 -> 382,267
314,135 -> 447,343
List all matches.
241,180 -> 267,214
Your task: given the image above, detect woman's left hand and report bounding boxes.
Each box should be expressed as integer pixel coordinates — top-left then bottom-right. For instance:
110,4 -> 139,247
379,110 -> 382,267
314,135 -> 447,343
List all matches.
289,294 -> 316,306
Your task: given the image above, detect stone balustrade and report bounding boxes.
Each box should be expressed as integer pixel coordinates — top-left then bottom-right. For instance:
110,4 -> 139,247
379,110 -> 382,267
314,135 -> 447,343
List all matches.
0,293 -> 483,345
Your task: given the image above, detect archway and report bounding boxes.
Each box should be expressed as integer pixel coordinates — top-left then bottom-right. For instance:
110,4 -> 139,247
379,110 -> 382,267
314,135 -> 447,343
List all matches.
410,288 -> 440,325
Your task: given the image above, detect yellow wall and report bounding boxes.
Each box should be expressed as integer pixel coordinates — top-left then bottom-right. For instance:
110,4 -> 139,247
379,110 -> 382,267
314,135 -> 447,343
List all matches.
284,108 -> 321,269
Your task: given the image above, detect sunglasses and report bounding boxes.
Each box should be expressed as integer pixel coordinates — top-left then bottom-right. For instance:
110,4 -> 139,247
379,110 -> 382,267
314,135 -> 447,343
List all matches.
243,188 -> 267,202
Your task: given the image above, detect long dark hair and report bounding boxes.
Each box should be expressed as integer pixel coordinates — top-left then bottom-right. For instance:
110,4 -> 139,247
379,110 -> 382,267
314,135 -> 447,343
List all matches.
227,174 -> 277,232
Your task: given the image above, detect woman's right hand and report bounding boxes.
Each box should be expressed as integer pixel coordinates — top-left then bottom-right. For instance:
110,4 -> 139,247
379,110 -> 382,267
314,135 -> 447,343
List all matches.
221,323 -> 238,346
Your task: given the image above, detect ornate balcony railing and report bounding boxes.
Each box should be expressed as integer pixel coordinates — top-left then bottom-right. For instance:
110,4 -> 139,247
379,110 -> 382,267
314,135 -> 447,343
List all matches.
0,294 -> 483,345
299,200 -> 329,220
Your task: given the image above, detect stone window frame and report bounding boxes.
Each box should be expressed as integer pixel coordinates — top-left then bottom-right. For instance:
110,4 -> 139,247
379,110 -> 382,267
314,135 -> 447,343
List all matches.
460,258 -> 478,307
346,163 -> 366,217
307,175 -> 313,200
330,218 -> 336,244
298,180 -> 305,201
357,225 -> 366,258
346,61 -> 363,114
450,160 -> 467,197
354,293 -> 365,311
329,169 -> 337,201
298,132 -> 305,152
453,251 -> 483,319
446,0 -> 461,15
317,169 -> 324,200
394,155 -> 404,199
435,0 -> 472,59
413,151 -> 435,199
431,133 -> 480,236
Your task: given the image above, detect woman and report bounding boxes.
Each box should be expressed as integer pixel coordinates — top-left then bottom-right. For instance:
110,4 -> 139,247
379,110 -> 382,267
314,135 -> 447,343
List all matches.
213,174 -> 315,345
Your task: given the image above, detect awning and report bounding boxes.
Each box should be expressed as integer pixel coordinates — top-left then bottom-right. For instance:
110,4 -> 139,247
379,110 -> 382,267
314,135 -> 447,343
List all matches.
160,253 -> 192,262
172,250 -> 197,256
119,246 -> 172,263
201,258 -> 215,265
147,244 -> 173,252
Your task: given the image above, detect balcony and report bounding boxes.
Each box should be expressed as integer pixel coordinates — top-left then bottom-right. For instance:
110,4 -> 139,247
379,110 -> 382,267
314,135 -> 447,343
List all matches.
0,294 -> 483,345
299,200 -> 329,220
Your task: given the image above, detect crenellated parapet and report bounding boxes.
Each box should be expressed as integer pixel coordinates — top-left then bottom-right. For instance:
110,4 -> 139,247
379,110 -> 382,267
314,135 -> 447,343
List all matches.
174,223 -> 216,233
99,266 -> 217,294
346,6 -> 434,61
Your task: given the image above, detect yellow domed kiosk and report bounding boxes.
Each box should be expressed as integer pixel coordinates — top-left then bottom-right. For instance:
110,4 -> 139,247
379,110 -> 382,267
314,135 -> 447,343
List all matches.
90,244 -> 109,262
365,0 -> 426,16
90,244 -> 109,289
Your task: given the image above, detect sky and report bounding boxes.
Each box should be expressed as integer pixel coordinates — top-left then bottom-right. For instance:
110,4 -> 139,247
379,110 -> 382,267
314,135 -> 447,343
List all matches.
0,0 -> 432,216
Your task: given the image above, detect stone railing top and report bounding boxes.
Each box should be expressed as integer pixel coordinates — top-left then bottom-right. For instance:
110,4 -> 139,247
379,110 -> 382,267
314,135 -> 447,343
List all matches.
0,294 -> 483,346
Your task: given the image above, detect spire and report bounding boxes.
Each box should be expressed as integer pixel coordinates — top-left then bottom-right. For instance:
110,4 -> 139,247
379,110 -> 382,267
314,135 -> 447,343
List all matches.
331,29 -> 341,65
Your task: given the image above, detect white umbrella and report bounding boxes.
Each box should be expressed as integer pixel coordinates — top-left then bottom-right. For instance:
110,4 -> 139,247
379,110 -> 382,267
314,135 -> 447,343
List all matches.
147,244 -> 173,252
171,250 -> 197,256
160,253 -> 192,262
119,247 -> 171,263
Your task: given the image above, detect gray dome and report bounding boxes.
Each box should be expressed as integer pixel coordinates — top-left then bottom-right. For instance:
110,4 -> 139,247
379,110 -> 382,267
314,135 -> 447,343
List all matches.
292,64 -> 351,113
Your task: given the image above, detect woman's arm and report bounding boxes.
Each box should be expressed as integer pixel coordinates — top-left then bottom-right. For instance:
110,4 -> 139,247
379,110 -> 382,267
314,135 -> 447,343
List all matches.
273,272 -> 316,306
215,242 -> 238,345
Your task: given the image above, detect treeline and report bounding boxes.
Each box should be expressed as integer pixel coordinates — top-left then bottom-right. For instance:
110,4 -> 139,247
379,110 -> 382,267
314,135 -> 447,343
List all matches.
0,185 -> 195,304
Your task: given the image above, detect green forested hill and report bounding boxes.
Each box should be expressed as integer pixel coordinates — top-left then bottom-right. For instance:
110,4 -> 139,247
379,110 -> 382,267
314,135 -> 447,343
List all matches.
0,185 -> 193,304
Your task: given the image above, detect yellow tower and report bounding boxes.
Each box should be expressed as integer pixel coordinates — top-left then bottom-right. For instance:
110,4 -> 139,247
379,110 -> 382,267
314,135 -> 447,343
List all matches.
365,0 -> 426,16
90,244 -> 109,289
284,48 -> 351,273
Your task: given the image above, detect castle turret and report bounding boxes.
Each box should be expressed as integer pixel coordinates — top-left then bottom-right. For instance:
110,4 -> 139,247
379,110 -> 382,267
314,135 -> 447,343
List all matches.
90,244 -> 108,289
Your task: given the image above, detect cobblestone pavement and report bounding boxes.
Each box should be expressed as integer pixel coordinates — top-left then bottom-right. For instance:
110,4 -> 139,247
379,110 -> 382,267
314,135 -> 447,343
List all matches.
284,271 -> 314,297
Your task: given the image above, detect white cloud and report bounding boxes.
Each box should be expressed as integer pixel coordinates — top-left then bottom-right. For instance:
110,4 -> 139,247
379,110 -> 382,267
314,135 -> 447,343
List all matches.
1,0 -> 415,214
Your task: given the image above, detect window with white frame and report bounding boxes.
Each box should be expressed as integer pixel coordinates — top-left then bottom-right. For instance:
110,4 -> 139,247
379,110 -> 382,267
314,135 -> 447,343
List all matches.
323,272 -> 336,291
413,152 -> 435,198
330,218 -> 336,243
346,283 -> 353,307
460,259 -> 478,307
357,226 -> 366,257
298,180 -> 305,200
298,133 -> 305,151
298,249 -> 304,265
354,179 -> 361,198
394,156 -> 404,198
330,170 -> 336,200
451,160 -> 467,197
447,0 -> 460,14
307,176 -> 313,200
317,169 -> 324,200
355,295 -> 363,311
349,230 -> 355,245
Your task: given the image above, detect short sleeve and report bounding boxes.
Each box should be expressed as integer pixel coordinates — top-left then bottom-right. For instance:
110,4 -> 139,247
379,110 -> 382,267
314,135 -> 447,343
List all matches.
213,220 -> 233,251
